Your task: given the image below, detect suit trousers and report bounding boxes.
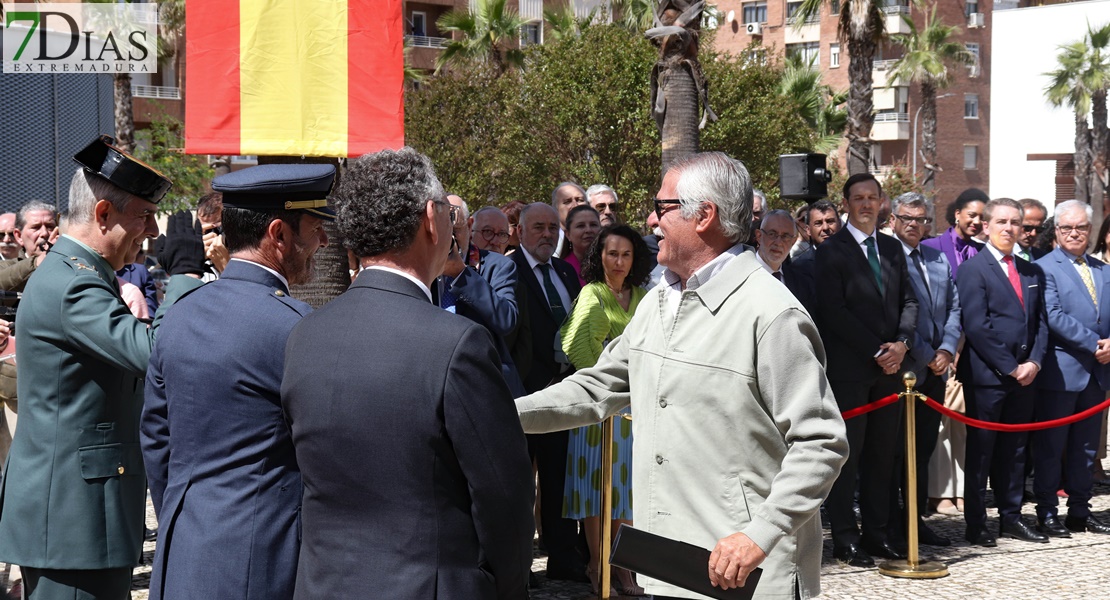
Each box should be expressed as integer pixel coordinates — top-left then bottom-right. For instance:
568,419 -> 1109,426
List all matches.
23,566 -> 131,600
527,431 -> 581,570
826,375 -> 904,547
1032,381 -> 1105,520
963,383 -> 1035,531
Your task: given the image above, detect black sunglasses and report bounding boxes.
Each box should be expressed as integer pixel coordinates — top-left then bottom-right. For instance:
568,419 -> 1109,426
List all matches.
654,198 -> 683,220
1022,224 -> 1046,234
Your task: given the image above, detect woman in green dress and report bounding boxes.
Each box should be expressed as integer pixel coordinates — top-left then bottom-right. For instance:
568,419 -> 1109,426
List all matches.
560,225 -> 653,596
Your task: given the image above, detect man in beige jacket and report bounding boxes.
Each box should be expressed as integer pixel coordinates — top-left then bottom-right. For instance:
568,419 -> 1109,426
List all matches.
516,151 -> 849,600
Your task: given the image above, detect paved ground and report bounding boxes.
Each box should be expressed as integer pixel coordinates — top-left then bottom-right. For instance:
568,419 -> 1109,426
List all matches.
5,466 -> 1110,599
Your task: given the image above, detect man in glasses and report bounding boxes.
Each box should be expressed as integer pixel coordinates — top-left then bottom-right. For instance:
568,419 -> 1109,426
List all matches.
0,214 -> 19,262
1017,198 -> 1049,262
587,184 -> 622,227
518,151 -> 848,599
889,192 -> 961,548
755,210 -> 815,314
0,201 -> 60,292
471,206 -> 512,255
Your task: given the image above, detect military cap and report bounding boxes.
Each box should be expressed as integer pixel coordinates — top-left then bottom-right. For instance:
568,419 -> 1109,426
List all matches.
212,164 -> 336,220
73,135 -> 173,203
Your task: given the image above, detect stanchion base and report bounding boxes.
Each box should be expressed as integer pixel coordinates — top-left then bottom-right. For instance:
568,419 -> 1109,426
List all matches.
878,559 -> 949,579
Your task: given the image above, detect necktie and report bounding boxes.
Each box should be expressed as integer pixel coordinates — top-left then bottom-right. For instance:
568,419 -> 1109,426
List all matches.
538,264 -> 567,324
772,271 -> 783,282
1077,256 -> 1098,305
1002,255 -> 1024,308
910,248 -> 929,297
864,237 -> 883,293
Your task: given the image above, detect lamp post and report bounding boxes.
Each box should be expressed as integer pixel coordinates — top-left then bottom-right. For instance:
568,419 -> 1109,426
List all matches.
912,93 -> 955,180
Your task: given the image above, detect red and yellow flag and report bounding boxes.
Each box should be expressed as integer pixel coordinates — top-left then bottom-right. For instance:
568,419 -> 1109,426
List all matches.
185,0 -> 404,157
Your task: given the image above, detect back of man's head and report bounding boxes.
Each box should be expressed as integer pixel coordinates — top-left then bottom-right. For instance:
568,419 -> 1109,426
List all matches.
669,151 -> 753,244
335,147 -> 445,259
68,169 -> 129,226
222,207 -> 301,253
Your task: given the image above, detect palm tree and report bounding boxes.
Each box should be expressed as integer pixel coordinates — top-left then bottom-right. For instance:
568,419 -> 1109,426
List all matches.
1046,22 -> 1110,222
435,0 -> 528,76
544,4 -> 596,41
646,1 -> 718,172
888,1 -> 974,192
612,0 -> 656,31
795,0 -> 884,175
779,53 -> 849,154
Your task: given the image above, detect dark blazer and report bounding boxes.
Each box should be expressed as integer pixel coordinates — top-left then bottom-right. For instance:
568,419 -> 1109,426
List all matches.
956,248 -> 1048,386
903,244 -> 962,380
509,250 -> 582,393
282,269 -> 534,600
1035,248 -> 1110,392
815,227 -> 918,381
782,250 -> 817,316
443,249 -> 526,397
117,262 -> 159,315
141,261 -> 309,600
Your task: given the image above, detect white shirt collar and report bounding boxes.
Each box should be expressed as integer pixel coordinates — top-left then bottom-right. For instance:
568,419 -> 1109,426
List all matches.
984,242 -> 1012,262
520,245 -> 548,270
360,265 -> 433,302
844,220 -> 877,247
229,258 -> 289,292
663,242 -> 746,293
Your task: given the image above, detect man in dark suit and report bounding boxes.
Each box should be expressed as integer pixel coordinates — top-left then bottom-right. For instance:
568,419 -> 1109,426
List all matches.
1032,200 -> 1110,536
889,192 -> 962,547
282,148 -> 534,600
957,197 -> 1049,546
754,209 -> 815,314
438,194 -> 526,397
141,164 -> 335,600
815,173 -> 918,568
509,202 -> 585,582
1017,198 -> 1049,262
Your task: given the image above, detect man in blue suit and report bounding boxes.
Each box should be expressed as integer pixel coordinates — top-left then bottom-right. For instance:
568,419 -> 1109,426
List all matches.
1032,200 -> 1110,537
957,197 -> 1049,546
437,194 -> 526,397
889,193 -> 961,547
141,163 -> 335,600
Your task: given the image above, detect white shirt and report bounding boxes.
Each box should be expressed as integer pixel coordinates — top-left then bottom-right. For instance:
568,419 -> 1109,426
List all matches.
844,221 -> 878,258
984,242 -> 1017,278
229,258 -> 290,292
521,246 -> 571,314
662,243 -> 746,320
360,265 -> 433,303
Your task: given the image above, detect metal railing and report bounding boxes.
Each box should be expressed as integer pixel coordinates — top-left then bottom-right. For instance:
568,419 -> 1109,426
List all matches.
873,58 -> 899,70
405,35 -> 448,48
131,85 -> 181,100
874,112 -> 909,123
881,4 -> 910,14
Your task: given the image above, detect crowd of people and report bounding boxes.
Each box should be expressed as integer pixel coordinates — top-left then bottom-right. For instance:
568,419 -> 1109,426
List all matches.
0,134 -> 1106,600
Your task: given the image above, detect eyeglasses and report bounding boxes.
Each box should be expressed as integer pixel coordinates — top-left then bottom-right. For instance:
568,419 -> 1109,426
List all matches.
0,231 -> 13,240
1057,224 -> 1091,235
593,202 -> 620,212
759,230 -> 797,242
1023,224 -> 1047,234
478,228 -> 510,243
203,226 -> 222,236
431,200 -> 458,224
893,214 -> 932,225
654,198 -> 683,220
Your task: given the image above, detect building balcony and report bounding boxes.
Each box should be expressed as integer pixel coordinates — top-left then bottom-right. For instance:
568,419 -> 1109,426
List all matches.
884,12 -> 911,34
405,35 -> 448,49
131,84 -> 181,100
872,60 -> 907,88
872,112 -> 909,141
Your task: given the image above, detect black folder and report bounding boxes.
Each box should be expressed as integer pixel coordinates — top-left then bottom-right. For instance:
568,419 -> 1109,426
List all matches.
609,524 -> 763,600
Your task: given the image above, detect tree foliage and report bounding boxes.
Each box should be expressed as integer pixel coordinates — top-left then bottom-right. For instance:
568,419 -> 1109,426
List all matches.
435,0 -> 527,75
135,115 -> 213,215
406,25 -> 821,228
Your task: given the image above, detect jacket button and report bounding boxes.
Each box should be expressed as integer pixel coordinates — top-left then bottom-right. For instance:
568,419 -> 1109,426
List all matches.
659,399 -> 667,408
655,454 -> 664,465
117,466 -> 125,475
1021,344 -> 1028,351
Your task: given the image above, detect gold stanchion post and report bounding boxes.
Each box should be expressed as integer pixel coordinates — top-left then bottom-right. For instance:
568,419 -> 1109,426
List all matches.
599,415 -> 614,599
878,372 -> 949,579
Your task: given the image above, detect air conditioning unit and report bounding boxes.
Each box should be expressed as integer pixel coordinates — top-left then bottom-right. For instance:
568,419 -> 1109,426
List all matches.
968,12 -> 985,28
746,22 -> 763,36
968,63 -> 980,78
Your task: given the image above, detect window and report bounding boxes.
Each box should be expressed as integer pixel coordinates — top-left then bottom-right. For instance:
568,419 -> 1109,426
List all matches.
964,94 -> 979,119
742,1 -> 767,24
786,1 -> 802,18
965,0 -> 978,17
967,43 -> 980,77
410,11 -> 427,37
964,145 -> 978,170
520,22 -> 541,46
830,43 -> 840,68
830,0 -> 840,14
745,47 -> 768,66
786,42 -> 820,66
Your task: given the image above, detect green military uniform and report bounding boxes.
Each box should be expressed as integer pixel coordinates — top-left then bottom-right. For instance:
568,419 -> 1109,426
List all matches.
0,235 -> 200,580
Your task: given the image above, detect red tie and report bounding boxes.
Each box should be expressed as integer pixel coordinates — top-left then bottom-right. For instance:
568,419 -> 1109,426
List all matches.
1002,255 -> 1023,308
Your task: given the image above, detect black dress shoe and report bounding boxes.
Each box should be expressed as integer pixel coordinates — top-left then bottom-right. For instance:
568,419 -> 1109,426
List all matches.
1000,519 -> 1049,543
917,522 -> 951,547
965,527 -> 997,547
1065,515 -> 1110,534
862,538 -> 907,560
832,543 -> 874,568
1036,516 -> 1072,538
144,527 -> 158,542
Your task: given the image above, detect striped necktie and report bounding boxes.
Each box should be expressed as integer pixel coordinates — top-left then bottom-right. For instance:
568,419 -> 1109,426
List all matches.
1076,256 -> 1098,305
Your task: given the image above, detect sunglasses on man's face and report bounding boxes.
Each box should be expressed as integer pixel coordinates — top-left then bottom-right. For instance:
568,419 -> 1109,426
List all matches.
654,199 -> 682,220
1022,225 -> 1046,234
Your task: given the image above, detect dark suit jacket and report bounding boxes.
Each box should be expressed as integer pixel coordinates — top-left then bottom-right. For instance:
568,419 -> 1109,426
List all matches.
782,250 -> 817,316
282,269 -> 534,600
1035,248 -> 1110,392
956,248 -> 1048,386
509,250 -> 582,393
142,261 -> 308,600
903,244 -> 961,380
815,227 -> 918,382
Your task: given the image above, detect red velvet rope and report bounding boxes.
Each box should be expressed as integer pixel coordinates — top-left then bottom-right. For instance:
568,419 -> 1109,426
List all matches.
920,394 -> 1110,432
840,394 -> 901,420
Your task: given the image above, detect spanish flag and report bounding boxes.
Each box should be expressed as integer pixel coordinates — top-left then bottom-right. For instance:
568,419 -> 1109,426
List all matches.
185,0 -> 404,157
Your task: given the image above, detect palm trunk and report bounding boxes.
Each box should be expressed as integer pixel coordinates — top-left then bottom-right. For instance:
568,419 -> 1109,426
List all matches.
1075,111 -> 1093,207
920,81 -> 938,193
1091,88 -> 1107,225
845,35 -> 877,175
113,73 -> 135,153
659,63 -> 700,173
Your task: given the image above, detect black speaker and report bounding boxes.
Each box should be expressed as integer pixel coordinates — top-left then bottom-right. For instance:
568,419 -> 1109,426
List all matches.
779,153 -> 832,202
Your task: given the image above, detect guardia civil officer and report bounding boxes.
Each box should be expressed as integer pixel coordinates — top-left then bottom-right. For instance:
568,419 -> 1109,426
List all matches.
141,164 -> 333,600
0,136 -> 205,600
